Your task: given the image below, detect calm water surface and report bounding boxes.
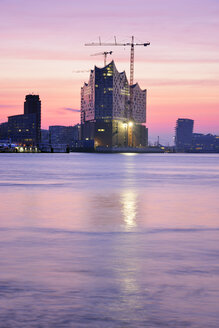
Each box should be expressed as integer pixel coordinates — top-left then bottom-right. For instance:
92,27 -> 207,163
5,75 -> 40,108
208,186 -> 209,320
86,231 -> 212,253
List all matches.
0,153 -> 219,327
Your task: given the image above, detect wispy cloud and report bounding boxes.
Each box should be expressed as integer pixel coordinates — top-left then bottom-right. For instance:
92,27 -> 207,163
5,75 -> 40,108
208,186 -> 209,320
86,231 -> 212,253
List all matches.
0,104 -> 19,109
61,107 -> 80,113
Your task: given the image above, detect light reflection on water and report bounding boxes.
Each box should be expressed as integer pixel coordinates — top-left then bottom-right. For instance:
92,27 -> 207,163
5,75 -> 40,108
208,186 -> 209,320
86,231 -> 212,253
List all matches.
0,153 -> 219,327
121,191 -> 137,230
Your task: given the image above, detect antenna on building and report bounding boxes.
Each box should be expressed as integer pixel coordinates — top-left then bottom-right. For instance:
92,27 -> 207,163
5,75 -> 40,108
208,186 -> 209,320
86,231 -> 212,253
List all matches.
90,51 -> 113,67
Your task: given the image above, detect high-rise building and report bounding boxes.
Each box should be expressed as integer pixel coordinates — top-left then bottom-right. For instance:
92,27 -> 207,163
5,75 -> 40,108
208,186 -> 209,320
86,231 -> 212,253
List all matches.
24,95 -> 41,145
81,61 -> 148,148
175,118 -> 194,151
7,94 -> 41,146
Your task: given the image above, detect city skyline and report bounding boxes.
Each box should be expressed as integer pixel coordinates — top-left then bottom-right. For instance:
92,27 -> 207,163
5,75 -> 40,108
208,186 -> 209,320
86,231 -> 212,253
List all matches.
0,0 -> 218,144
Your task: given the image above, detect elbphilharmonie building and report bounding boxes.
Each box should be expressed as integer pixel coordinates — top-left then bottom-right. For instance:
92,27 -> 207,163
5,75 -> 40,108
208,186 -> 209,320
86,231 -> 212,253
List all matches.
81,61 -> 148,148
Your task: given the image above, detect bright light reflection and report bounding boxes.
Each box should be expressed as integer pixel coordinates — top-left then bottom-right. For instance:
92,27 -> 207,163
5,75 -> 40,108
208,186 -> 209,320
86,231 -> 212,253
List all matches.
122,153 -> 137,156
121,191 -> 137,230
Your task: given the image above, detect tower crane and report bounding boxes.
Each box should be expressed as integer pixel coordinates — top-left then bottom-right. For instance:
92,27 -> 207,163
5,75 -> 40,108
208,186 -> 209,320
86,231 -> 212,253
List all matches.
85,36 -> 150,147
85,36 -> 150,87
90,51 -> 113,67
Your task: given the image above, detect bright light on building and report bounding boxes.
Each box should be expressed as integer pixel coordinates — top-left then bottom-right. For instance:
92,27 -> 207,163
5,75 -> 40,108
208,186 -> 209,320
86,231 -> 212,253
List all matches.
128,122 -> 133,127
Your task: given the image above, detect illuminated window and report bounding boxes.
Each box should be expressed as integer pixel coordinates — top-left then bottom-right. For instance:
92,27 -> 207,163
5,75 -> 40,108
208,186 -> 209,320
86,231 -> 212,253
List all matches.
98,129 -> 105,132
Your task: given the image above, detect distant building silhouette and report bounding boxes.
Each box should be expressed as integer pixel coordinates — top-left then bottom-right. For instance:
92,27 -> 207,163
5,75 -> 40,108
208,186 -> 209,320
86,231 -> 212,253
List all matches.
81,61 -> 148,149
175,118 -> 219,152
0,122 -> 8,140
175,118 -> 194,151
192,133 -> 219,152
24,95 -> 41,145
41,129 -> 50,144
7,94 -> 41,146
8,114 -> 37,146
49,125 -> 80,148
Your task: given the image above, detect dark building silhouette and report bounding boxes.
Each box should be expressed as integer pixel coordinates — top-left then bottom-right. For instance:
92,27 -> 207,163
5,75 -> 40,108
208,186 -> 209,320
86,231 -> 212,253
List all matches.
175,118 -> 194,151
175,118 -> 219,152
49,125 -> 80,148
24,95 -> 41,145
81,61 -> 148,149
7,94 -> 41,146
8,114 -> 37,146
0,122 -> 8,140
41,129 -> 50,144
192,133 -> 219,152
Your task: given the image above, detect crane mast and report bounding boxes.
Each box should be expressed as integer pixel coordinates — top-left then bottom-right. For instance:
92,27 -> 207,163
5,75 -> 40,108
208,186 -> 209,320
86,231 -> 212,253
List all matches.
130,36 -> 135,87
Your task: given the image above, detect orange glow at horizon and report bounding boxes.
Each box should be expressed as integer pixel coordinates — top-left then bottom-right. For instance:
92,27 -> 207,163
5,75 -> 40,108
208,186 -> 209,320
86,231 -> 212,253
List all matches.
0,0 -> 218,143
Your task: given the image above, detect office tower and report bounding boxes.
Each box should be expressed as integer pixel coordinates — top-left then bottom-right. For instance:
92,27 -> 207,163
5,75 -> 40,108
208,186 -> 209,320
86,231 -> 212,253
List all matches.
81,61 -> 148,148
8,94 -> 41,146
24,95 -> 41,145
175,118 -> 194,151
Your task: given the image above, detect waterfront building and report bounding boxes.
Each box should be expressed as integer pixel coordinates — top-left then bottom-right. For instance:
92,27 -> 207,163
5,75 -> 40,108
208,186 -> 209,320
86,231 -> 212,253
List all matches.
81,61 -> 148,148
175,118 -> 194,151
192,133 -> 219,152
7,94 -> 41,146
8,114 -> 37,146
175,118 -> 219,152
0,122 -> 8,140
24,95 -> 41,145
49,125 -> 80,148
41,129 -> 50,144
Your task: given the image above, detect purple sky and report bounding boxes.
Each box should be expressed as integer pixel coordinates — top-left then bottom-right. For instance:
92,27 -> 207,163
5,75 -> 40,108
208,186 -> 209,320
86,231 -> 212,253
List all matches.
0,0 -> 218,144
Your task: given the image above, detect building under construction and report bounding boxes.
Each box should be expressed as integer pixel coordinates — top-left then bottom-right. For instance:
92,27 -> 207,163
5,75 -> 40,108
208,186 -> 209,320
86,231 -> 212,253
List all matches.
80,61 -> 148,149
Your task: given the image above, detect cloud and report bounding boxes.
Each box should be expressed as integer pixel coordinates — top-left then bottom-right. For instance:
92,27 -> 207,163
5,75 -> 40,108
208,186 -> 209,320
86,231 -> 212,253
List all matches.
0,105 -> 19,109
61,107 -> 80,113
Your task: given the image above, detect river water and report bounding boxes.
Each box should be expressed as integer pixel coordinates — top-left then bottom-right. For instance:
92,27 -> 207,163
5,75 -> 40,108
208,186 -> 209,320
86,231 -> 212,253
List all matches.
0,153 -> 219,327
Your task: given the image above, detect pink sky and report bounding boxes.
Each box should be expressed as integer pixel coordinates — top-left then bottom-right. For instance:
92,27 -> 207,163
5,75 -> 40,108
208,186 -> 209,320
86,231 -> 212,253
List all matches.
0,0 -> 218,144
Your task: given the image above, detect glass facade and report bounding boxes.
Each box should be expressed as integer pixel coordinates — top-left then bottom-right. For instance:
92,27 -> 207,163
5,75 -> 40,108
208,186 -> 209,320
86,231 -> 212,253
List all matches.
81,61 -> 147,148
